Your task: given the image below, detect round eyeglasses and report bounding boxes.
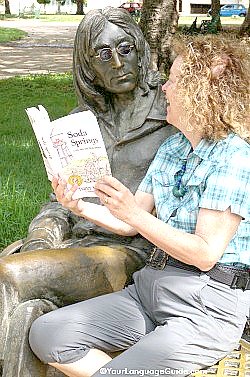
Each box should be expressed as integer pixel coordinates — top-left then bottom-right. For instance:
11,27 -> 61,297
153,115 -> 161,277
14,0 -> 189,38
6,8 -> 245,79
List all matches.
95,44 -> 134,62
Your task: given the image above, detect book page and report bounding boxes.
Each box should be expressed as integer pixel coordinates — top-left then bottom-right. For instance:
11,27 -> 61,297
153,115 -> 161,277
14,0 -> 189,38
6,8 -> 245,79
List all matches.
26,106 -> 111,199
50,111 -> 111,199
25,105 -> 57,180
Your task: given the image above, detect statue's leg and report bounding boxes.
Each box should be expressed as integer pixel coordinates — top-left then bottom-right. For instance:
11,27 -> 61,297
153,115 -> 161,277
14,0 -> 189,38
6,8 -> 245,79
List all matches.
2,299 -> 58,377
0,246 -> 143,377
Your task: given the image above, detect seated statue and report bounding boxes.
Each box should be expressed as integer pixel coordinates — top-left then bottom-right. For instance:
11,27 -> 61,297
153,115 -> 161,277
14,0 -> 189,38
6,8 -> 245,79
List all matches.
0,7 -> 176,377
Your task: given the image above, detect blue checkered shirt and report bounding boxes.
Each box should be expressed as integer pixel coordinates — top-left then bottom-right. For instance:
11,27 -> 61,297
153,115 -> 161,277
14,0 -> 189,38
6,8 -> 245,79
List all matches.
139,132 -> 250,267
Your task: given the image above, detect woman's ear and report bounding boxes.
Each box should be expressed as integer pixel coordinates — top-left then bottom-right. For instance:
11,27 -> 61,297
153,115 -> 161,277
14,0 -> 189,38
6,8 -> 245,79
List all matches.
211,55 -> 230,79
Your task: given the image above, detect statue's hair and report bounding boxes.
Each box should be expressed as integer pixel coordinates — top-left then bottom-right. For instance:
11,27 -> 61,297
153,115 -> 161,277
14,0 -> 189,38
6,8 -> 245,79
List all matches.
73,7 -> 158,113
172,35 -> 250,141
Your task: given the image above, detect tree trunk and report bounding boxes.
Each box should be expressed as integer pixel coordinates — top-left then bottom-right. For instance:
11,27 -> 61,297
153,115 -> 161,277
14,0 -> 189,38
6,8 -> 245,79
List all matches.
239,1 -> 250,35
76,0 -> 84,15
57,1 -> 61,14
4,0 -> 11,15
210,0 -> 222,30
140,0 -> 178,74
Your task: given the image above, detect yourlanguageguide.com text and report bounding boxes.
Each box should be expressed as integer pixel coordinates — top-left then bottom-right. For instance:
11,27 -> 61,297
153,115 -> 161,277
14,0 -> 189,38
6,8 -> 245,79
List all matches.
99,367 -> 197,376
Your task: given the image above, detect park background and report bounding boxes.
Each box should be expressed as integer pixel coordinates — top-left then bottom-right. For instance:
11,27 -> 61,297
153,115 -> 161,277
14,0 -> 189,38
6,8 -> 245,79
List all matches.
1,0 -> 249,17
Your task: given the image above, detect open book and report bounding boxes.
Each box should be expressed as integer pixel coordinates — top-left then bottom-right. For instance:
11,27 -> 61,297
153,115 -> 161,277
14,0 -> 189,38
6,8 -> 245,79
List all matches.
26,105 -> 111,199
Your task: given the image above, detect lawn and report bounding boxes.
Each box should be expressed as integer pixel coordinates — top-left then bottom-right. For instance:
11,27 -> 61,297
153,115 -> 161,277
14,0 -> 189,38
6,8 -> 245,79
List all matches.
0,13 -> 84,22
0,74 -> 77,250
0,12 -> 245,28
0,26 -> 27,42
179,15 -> 245,27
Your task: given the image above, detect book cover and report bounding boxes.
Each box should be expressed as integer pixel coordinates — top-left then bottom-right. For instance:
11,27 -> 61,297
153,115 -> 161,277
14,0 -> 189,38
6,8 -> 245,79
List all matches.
26,105 -> 111,199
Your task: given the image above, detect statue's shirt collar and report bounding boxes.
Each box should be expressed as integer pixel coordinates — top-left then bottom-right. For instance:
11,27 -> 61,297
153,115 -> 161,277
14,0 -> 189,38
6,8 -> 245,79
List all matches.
98,85 -> 166,140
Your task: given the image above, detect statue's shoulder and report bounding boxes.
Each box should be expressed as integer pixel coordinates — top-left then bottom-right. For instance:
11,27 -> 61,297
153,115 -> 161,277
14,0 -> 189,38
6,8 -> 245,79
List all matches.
147,86 -> 167,121
145,70 -> 167,119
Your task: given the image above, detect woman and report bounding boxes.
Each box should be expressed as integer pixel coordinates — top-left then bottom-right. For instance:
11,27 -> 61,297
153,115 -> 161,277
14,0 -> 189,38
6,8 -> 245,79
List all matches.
29,35 -> 250,377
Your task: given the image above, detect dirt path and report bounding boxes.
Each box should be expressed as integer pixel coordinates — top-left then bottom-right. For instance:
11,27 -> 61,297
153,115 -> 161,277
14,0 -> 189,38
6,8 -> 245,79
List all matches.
0,19 -> 80,78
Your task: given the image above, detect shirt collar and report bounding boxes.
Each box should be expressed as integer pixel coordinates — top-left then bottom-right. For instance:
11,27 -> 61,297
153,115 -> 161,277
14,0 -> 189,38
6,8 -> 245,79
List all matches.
166,133 -> 192,159
168,132 -> 235,161
193,137 -> 217,160
194,133 -> 236,161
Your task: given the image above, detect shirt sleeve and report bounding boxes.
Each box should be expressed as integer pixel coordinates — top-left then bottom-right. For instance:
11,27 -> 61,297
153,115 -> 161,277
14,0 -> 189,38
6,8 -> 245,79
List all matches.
138,158 -> 156,194
199,153 -> 250,221
138,141 -> 167,194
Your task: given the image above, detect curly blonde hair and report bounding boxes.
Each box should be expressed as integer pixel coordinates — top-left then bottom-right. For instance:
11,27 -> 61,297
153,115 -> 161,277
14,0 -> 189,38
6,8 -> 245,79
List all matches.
172,35 -> 250,141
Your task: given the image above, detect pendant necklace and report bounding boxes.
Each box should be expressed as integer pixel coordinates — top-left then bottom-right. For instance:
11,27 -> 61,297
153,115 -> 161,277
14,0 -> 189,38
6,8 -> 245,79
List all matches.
172,159 -> 188,198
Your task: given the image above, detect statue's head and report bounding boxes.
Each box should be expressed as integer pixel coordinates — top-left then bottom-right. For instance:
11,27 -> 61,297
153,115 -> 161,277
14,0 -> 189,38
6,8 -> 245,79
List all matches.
73,7 -> 155,113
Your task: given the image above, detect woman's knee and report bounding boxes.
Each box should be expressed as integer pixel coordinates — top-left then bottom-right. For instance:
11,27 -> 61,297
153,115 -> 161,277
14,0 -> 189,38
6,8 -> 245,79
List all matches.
29,308 -> 92,364
29,313 -> 59,363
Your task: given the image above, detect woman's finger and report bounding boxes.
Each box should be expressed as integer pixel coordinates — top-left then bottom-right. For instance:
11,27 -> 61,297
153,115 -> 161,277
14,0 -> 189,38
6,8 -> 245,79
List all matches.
55,179 -> 68,200
62,183 -> 78,201
97,175 -> 127,192
95,189 -> 111,206
95,176 -> 128,200
94,182 -> 118,199
51,176 -> 59,191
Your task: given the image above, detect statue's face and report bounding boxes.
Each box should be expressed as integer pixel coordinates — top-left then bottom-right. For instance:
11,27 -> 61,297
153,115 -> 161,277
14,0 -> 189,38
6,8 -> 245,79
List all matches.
91,22 -> 139,94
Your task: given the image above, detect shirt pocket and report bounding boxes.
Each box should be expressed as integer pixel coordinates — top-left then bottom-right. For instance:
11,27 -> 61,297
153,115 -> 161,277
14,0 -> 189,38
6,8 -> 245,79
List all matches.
184,163 -> 212,212
153,172 -> 174,188
152,173 -> 176,219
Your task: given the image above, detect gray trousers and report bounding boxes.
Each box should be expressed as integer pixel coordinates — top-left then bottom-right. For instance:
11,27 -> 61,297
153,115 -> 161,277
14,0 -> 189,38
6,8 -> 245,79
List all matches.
29,266 -> 250,377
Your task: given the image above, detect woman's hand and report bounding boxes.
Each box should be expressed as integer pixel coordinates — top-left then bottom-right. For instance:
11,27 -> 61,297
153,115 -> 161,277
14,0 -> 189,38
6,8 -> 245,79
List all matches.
51,176 -> 85,217
95,176 -> 140,224
51,175 -> 140,236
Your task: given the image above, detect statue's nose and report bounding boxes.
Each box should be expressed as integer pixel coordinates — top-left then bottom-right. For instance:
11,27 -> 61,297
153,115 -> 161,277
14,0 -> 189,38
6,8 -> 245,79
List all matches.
111,50 -> 123,69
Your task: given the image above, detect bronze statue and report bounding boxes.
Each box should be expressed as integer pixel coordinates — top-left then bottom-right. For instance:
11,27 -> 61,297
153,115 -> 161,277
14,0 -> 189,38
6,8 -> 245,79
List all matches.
0,7 -> 176,377
20,7 -> 175,254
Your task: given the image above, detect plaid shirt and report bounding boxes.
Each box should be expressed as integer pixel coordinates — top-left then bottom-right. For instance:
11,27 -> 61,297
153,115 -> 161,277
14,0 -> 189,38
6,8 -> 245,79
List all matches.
139,132 -> 250,266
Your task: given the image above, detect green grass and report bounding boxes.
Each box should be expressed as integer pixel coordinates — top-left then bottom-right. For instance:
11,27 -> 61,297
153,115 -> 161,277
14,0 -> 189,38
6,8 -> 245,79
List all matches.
0,74 -> 77,250
0,12 -> 245,27
179,15 -> 244,27
37,14 -> 244,28
0,13 -> 84,22
0,27 -> 27,43
34,14 -> 84,22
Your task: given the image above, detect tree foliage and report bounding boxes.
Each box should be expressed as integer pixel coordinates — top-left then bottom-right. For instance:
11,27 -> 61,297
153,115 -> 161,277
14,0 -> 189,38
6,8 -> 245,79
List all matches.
37,0 -> 51,4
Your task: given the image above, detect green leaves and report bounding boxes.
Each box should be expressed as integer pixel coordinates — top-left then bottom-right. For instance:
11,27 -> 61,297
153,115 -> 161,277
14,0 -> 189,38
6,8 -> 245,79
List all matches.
37,0 -> 51,4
